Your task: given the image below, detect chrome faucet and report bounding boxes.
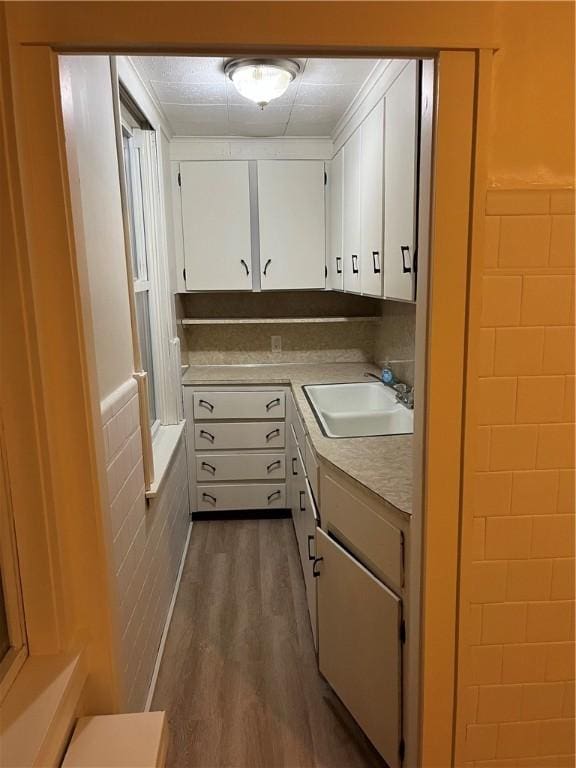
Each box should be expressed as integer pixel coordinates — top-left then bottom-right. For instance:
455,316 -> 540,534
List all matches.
363,370 -> 415,410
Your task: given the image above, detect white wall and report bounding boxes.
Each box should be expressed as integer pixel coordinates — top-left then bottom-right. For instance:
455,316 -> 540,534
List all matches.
60,54 -> 189,710
60,55 -> 134,402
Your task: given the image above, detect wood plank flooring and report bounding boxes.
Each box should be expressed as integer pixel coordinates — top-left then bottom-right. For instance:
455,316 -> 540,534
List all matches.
152,518 -> 386,768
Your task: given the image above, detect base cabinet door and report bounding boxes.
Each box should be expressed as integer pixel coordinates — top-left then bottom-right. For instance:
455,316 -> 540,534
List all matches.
316,528 -> 402,768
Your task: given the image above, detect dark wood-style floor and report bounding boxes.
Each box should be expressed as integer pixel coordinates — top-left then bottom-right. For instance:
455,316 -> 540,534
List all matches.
152,518 -> 386,768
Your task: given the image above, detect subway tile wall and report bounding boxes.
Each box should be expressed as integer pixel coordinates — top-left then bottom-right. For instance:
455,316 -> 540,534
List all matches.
101,378 -> 190,711
460,188 -> 575,767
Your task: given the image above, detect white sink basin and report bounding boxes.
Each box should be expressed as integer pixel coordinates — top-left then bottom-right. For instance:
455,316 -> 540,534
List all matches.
303,381 -> 413,438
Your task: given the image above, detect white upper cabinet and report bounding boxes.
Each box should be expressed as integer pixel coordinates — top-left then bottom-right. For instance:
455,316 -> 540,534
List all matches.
342,129 -> 362,294
383,61 -> 419,301
180,161 -> 252,291
360,100 -> 385,298
326,150 -> 344,291
258,160 -> 326,291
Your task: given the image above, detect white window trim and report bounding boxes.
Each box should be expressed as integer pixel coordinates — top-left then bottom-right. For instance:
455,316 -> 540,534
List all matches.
115,63 -> 184,494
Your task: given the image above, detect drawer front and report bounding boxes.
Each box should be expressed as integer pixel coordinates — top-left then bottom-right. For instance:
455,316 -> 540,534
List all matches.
194,422 -> 285,450
197,483 -> 286,511
322,474 -> 404,593
305,436 -> 319,504
193,390 -> 285,420
196,453 -> 286,482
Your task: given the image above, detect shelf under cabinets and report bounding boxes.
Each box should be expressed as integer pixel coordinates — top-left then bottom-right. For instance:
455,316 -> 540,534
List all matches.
180,316 -> 380,326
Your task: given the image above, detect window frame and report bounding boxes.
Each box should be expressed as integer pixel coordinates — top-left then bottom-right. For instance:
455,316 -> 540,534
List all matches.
121,119 -> 162,438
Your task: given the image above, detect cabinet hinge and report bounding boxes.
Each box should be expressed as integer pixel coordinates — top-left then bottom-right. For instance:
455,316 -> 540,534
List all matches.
399,738 -> 405,763
324,170 -> 327,185
177,171 -> 181,187
399,619 -> 406,644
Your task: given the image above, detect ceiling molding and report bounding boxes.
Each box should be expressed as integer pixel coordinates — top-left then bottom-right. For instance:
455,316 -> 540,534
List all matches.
120,56 -> 173,139
331,59 -> 411,153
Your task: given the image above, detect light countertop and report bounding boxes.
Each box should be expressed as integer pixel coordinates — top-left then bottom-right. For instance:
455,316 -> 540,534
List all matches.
182,363 -> 413,516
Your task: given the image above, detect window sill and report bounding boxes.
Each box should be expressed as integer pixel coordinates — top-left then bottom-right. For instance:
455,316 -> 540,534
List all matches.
0,652 -> 86,768
145,420 -> 186,500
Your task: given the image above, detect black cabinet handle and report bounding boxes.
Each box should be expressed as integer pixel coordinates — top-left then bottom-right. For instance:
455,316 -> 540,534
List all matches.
198,398 -> 214,412
307,534 -> 315,561
313,556 -> 324,578
401,246 -> 412,273
336,256 -> 342,274
202,492 -> 217,504
266,459 -> 281,472
240,258 -> 250,276
292,457 -> 298,476
263,258 -> 272,276
265,397 -> 281,411
299,490 -> 306,512
265,428 -> 280,441
267,490 -> 281,503
372,251 -> 381,274
352,254 -> 359,274
199,429 -> 215,443
201,461 -> 216,474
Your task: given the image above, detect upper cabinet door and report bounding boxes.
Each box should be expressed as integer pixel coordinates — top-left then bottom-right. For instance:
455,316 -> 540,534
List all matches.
258,160 -> 326,291
342,129 -> 362,294
180,161 -> 252,291
360,100 -> 385,298
316,528 -> 402,767
383,61 -> 419,301
326,150 -> 344,291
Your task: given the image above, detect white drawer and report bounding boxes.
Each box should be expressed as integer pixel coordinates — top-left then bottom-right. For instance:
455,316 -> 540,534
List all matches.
193,390 -> 285,420
194,422 -> 285,450
197,483 -> 286,511
305,435 -> 319,503
196,453 -> 286,482
321,473 -> 404,593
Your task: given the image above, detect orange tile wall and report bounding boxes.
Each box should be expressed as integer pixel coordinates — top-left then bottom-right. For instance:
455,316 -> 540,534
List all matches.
459,188 -> 575,767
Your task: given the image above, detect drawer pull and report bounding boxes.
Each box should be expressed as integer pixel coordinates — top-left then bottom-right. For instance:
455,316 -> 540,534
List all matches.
201,461 -> 216,474
240,258 -> 250,276
352,254 -> 359,274
372,251 -> 381,274
312,556 -> 323,578
198,399 -> 214,413
267,490 -> 281,503
299,490 -> 306,512
266,460 -> 281,473
265,397 -> 281,411
263,258 -> 272,276
336,255 -> 342,274
401,245 -> 412,274
265,428 -> 280,441
202,492 -> 217,504
307,534 -> 315,561
292,457 -> 298,476
199,429 -> 215,443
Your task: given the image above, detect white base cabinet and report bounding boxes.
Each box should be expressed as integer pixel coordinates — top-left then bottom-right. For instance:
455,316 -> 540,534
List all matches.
316,528 -> 402,768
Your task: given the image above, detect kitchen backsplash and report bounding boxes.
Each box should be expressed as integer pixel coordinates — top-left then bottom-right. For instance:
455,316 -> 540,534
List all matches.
176,290 -> 415,377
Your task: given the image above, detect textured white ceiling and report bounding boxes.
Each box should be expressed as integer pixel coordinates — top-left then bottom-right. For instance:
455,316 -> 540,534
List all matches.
129,56 -> 380,137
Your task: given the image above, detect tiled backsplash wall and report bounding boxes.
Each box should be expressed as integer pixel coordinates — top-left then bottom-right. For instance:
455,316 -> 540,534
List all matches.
373,300 -> 416,385
457,188 -> 575,766
177,290 -> 416,374
101,378 -> 189,711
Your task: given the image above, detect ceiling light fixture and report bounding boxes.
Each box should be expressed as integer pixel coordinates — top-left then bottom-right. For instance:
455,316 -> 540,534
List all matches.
224,58 -> 300,109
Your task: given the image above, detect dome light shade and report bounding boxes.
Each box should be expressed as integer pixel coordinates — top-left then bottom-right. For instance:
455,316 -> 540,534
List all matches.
225,58 -> 300,109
